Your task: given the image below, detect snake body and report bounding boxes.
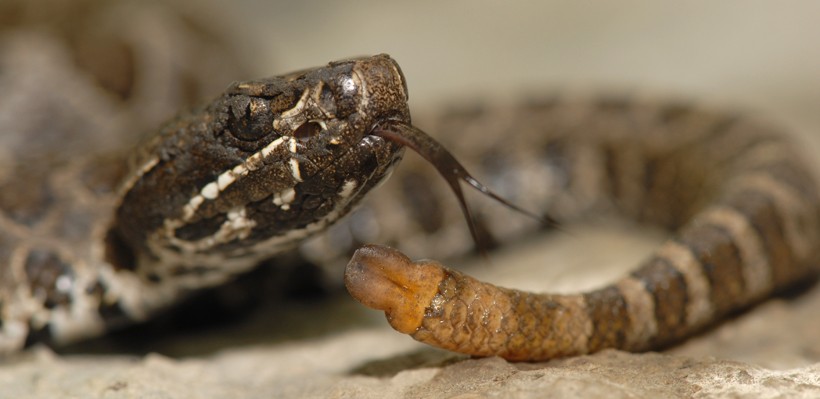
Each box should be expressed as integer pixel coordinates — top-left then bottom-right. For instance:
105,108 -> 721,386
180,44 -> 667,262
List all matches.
1,4 -> 818,359
345,95 -> 820,360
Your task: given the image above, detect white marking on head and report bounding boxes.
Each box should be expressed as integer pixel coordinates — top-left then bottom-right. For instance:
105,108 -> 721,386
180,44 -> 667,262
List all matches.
138,157 -> 160,177
177,136 -> 288,222
244,206 -> 346,259
289,138 -> 298,154
338,179 -> 357,200
217,171 -> 236,191
279,89 -> 311,119
232,164 -> 249,177
163,207 -> 257,255
226,208 -> 255,234
281,187 -> 296,203
350,68 -> 368,114
118,157 -> 159,195
261,136 -> 287,157
201,182 -> 219,200
289,158 -> 303,182
341,77 -> 357,94
272,187 -> 296,210
182,195 -> 205,220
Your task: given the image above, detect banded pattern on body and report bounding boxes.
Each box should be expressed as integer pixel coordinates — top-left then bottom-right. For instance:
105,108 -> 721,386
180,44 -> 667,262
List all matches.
1,7 -> 817,359
345,98 -> 820,361
0,0 -> 248,351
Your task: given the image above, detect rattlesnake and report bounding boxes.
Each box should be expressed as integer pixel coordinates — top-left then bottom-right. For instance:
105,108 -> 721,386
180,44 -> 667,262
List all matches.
2,2 -> 819,361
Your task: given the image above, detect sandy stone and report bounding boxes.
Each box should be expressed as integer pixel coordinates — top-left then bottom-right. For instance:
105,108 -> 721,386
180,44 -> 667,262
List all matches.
2,226 -> 819,398
3,1 -> 820,398
2,331 -> 819,398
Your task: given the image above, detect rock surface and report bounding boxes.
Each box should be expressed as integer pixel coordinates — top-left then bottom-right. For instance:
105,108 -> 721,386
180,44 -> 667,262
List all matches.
2,226 -> 819,399
3,345 -> 820,399
3,1 -> 820,398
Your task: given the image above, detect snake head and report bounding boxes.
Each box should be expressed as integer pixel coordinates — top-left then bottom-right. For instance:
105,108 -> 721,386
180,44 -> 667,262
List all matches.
113,55 -> 409,281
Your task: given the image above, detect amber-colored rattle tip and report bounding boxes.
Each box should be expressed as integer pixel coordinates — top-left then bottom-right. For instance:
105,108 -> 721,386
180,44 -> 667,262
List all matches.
344,244 -> 444,334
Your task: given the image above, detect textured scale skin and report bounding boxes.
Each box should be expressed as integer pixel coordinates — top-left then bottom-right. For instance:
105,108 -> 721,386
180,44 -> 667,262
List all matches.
0,53 -> 409,352
3,1 -> 820,361
0,0 -> 247,350
0,2 -> 412,352
345,97 -> 820,360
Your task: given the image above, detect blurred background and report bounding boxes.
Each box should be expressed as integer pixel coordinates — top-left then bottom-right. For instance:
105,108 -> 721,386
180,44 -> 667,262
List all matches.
2,0 -> 820,361
219,1 -> 820,156
5,0 -> 818,153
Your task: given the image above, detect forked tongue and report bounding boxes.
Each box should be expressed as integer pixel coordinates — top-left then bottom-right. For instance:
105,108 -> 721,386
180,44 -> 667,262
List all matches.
372,120 -> 559,253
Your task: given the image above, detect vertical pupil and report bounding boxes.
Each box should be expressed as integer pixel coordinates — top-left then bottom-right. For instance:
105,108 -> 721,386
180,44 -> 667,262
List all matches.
228,97 -> 272,141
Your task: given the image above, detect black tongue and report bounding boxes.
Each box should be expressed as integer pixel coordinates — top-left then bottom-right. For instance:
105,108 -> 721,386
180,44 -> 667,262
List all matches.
372,120 -> 559,253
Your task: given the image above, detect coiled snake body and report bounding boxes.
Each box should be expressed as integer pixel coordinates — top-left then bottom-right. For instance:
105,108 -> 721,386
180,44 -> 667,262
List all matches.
1,51 -> 818,361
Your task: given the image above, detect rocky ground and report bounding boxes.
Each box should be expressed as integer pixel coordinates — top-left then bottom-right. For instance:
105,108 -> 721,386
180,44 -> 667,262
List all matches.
2,2 -> 820,398
2,225 -> 819,398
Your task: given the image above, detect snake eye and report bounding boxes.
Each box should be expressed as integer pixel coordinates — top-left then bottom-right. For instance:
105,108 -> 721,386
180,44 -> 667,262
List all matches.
226,96 -> 273,142
293,120 -> 325,141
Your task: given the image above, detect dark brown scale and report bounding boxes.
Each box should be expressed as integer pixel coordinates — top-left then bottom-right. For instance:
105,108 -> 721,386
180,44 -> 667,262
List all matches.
104,230 -> 138,272
583,286 -> 630,352
678,224 -> 746,315
173,215 -> 229,241
725,189 -> 795,287
630,257 -> 689,345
